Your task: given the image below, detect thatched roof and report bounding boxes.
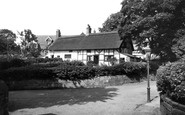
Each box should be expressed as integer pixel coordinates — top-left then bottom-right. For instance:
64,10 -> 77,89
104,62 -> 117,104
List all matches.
49,31 -> 123,51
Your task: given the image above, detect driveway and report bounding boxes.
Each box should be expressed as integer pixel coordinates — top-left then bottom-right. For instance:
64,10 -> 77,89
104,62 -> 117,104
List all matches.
9,81 -> 160,115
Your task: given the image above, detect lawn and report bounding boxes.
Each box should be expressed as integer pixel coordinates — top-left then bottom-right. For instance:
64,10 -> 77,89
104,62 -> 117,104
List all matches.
9,88 -> 118,112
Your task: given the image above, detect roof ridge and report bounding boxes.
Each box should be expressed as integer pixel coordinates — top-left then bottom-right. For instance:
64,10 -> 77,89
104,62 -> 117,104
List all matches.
89,31 -> 118,36
37,35 -> 55,36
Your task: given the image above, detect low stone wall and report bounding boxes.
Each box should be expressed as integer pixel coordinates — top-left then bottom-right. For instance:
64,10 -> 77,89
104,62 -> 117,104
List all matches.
7,75 -> 142,90
0,80 -> 9,115
160,95 -> 185,115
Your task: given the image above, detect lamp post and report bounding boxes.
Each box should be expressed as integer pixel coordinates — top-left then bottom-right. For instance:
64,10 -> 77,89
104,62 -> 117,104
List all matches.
146,53 -> 151,102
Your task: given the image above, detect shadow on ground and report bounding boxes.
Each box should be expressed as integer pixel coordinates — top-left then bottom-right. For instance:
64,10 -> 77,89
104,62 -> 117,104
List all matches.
9,87 -> 118,112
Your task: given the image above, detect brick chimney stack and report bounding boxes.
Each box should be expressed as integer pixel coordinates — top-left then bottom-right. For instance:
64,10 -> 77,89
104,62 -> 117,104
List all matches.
86,24 -> 91,35
56,29 -> 61,38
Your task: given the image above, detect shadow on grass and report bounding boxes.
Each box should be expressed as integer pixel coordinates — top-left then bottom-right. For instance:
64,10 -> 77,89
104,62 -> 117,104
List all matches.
9,87 -> 118,112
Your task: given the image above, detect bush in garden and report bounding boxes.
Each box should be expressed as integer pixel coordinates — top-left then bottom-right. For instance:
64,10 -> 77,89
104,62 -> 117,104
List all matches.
149,61 -> 160,75
156,62 -> 185,105
110,62 -> 147,78
55,62 -> 147,80
67,60 -> 85,66
0,58 -> 29,70
55,64 -> 95,80
0,66 -> 56,81
87,61 -> 96,67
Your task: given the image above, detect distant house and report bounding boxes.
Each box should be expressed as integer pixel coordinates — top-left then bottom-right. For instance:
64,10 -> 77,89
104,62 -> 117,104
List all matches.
36,35 -> 56,56
48,25 -> 137,65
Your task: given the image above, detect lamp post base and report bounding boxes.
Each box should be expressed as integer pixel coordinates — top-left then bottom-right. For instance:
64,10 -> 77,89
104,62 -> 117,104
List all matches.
147,87 -> 150,102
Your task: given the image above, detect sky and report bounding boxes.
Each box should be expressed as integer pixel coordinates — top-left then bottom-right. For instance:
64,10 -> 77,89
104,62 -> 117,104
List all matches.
0,0 -> 123,36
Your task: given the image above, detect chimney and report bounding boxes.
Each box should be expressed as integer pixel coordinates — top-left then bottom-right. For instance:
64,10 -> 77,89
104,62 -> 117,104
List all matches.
86,24 -> 91,35
56,29 -> 61,38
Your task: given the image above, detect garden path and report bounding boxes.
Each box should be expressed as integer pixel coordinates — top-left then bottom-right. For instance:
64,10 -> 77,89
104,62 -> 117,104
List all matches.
9,81 -> 160,115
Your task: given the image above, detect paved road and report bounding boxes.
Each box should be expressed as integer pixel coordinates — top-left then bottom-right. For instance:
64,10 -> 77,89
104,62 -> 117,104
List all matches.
9,81 -> 160,115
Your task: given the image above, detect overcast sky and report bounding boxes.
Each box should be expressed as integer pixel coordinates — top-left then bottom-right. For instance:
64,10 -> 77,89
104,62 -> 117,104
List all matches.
0,0 -> 123,35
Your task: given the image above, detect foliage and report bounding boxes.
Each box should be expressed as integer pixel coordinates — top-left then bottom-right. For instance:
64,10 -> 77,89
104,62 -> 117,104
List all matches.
55,62 -> 148,81
0,66 -> 56,81
0,58 -> 29,70
60,60 -> 85,66
25,57 -> 63,64
0,29 -> 20,55
157,62 -> 185,105
18,29 -> 41,58
55,65 -> 96,81
87,61 -> 96,67
107,57 -> 118,66
99,12 -> 123,32
119,0 -> 185,62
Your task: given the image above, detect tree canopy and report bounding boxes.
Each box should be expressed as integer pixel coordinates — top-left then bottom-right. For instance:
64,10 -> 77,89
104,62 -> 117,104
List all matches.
18,29 -> 41,58
119,0 -> 185,62
0,29 -> 19,55
99,12 -> 122,32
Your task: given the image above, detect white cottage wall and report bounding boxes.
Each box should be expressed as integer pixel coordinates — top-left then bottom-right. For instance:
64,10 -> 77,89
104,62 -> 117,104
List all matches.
47,49 -> 130,65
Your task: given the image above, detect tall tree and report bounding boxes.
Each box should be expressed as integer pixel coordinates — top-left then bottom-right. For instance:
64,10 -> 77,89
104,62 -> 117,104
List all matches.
0,29 -> 20,55
18,29 -> 41,58
99,12 -> 123,32
119,0 -> 185,62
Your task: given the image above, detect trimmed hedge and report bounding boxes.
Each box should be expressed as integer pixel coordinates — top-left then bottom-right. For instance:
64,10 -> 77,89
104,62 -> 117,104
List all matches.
0,58 -> 29,70
0,66 -> 56,81
55,62 -> 148,81
0,61 -> 158,84
25,58 -> 63,64
55,65 -> 96,81
157,62 -> 185,105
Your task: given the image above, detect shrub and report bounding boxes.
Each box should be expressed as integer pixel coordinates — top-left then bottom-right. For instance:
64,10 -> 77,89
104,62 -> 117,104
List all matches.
0,66 -> 56,81
156,62 -> 185,105
110,62 -> 147,78
149,61 -> 160,75
25,58 -> 63,64
55,62 -> 147,81
0,58 -> 28,70
87,61 -> 96,67
55,65 -> 95,80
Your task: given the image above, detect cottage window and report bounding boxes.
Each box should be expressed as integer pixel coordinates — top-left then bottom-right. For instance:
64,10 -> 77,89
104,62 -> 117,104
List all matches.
65,54 -> 71,59
104,55 -> 114,61
51,55 -> 54,58
87,55 -> 93,61
69,50 -> 73,52
57,55 -> 60,58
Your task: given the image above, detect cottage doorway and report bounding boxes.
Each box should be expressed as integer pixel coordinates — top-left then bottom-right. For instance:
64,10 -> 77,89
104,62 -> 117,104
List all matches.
94,55 -> 99,65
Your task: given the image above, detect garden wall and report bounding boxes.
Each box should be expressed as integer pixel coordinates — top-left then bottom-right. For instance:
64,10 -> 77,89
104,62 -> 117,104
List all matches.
0,80 -> 9,115
160,95 -> 185,115
7,75 -> 143,90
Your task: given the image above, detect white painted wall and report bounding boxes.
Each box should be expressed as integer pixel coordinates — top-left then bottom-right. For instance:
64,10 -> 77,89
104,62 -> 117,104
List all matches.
47,49 -> 131,65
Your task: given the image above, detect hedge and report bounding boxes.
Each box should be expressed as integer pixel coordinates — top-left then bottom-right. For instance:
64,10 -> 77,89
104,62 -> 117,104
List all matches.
157,62 -> 185,105
0,66 -> 56,81
55,65 -> 96,81
0,58 -> 29,70
55,62 -> 148,81
0,61 -> 158,83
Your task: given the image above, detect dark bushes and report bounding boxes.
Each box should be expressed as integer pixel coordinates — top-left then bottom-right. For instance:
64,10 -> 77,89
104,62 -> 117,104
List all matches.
157,62 -> 185,105
0,60 -> 152,83
55,62 -> 148,81
0,66 -> 56,81
0,58 -> 28,70
25,58 -> 63,64
56,65 -> 96,81
96,62 -> 147,78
